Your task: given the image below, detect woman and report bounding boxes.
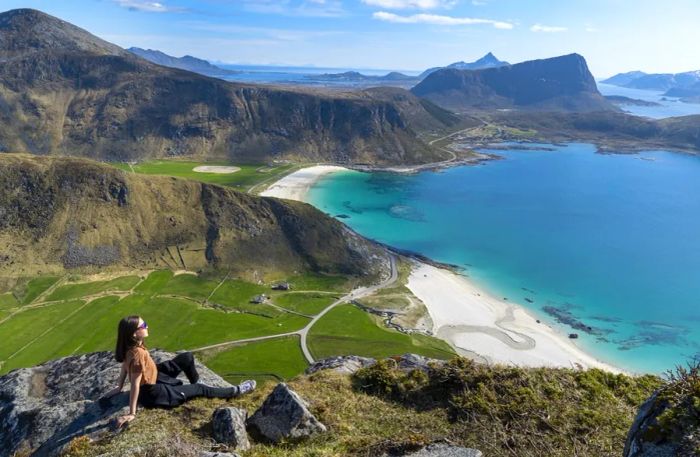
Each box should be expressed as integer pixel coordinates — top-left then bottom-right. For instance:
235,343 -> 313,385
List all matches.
104,315 -> 256,428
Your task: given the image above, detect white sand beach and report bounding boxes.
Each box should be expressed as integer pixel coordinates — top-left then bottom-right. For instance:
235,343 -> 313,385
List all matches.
260,165 -> 621,373
407,262 -> 621,372
260,165 -> 348,201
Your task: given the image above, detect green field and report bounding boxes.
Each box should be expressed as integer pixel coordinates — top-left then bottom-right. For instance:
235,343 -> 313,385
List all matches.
0,268 -> 455,381
308,304 -> 455,361
272,292 -> 339,315
200,336 -> 308,384
112,160 -> 299,193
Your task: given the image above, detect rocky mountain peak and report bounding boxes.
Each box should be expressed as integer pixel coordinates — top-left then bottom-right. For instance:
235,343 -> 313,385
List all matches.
0,8 -> 127,58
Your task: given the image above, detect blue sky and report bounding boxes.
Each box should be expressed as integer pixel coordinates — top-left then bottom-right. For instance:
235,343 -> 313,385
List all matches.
4,0 -> 700,76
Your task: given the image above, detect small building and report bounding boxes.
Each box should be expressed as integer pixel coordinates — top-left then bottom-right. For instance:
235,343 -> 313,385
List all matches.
251,294 -> 267,304
271,282 -> 291,291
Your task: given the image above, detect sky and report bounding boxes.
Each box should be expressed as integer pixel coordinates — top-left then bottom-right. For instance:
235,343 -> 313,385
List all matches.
2,0 -> 700,77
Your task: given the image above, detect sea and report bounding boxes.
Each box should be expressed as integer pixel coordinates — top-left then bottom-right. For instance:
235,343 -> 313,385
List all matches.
598,82 -> 700,119
305,143 -> 700,374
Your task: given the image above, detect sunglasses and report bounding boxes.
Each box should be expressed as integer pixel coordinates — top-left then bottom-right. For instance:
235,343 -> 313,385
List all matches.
137,321 -> 148,330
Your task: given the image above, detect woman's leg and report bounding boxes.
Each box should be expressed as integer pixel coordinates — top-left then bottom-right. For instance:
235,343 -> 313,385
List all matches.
172,383 -> 240,401
156,352 -> 200,384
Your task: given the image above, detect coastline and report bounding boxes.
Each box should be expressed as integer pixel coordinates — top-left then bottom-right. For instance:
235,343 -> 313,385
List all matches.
261,165 -> 623,373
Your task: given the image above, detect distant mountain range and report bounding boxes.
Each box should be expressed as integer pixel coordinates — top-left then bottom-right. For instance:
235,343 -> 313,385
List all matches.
0,8 -> 457,164
127,47 -> 238,77
305,71 -> 414,82
419,52 -> 509,79
602,70 -> 700,100
412,53 -> 614,112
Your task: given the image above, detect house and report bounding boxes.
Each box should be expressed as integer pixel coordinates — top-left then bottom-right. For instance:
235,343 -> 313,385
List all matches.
271,282 -> 291,291
251,294 -> 267,304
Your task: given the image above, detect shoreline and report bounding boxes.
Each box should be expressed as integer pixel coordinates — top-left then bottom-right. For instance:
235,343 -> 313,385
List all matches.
260,165 -> 624,373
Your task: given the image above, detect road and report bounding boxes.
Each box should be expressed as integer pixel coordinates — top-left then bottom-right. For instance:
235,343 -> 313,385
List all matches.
191,254 -> 399,364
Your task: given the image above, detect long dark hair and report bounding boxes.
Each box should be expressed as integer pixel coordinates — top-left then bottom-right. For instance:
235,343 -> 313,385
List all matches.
115,315 -> 141,363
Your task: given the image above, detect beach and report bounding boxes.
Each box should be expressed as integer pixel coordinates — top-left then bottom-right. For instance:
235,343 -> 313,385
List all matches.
262,165 -> 622,373
260,165 -> 348,200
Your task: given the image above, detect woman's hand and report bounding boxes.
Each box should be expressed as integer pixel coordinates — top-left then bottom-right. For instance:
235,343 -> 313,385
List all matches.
115,413 -> 135,428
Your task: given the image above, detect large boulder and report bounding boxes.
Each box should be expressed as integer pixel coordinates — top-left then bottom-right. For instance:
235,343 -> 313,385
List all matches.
394,444 -> 483,457
0,350 -> 231,457
306,355 -> 376,375
246,383 -> 326,442
211,407 -> 251,451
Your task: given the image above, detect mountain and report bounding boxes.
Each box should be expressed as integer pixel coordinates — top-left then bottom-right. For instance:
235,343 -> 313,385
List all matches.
602,69 -> 700,95
600,71 -> 647,87
127,47 -> 238,78
0,9 -> 456,165
0,154 -> 388,277
419,52 -> 510,79
304,71 -> 415,82
411,53 -> 614,112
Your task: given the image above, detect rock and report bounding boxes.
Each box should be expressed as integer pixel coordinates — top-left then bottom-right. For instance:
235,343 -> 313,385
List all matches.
388,444 -> 483,457
394,353 -> 446,372
623,392 -> 681,457
247,383 -> 327,442
212,407 -> 251,450
306,355 -> 376,375
0,350 -> 232,457
199,452 -> 241,457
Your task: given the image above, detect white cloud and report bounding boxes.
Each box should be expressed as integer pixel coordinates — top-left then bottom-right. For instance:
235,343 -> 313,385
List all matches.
530,24 -> 567,33
112,0 -> 185,12
373,11 -> 514,29
362,0 -> 456,9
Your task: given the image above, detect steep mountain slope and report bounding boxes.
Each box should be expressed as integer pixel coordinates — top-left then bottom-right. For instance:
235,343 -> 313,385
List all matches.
0,9 -> 453,165
412,54 -> 615,112
127,47 -> 237,77
418,52 -> 509,79
0,154 -> 388,277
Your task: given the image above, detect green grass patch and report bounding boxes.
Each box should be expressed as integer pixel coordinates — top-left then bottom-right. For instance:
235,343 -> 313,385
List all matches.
19,276 -> 60,305
200,335 -> 308,384
0,292 -> 18,310
279,272 -> 352,292
45,276 -> 141,301
272,292 -> 339,315
161,273 -> 220,301
209,279 -> 267,307
308,304 -> 455,361
113,160 -> 297,191
135,270 -> 174,296
0,300 -> 86,367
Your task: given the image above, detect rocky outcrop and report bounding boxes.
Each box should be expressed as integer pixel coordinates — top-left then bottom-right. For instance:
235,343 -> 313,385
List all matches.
0,350 -> 230,457
212,407 -> 251,451
307,354 -> 446,376
246,383 -> 327,442
623,391 -> 700,457
389,444 -> 483,457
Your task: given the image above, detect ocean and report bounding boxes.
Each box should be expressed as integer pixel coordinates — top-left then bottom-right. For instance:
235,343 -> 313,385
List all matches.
306,143 -> 700,374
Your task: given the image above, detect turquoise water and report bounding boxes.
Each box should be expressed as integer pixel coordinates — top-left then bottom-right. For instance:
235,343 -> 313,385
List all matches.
306,143 -> 700,374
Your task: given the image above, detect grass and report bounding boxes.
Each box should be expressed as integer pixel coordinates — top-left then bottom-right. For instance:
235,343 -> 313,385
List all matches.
161,274 -> 220,301
45,276 -> 141,302
276,271 -> 353,292
209,279 -> 268,307
135,270 -> 174,296
199,335 -> 309,384
112,160 -> 298,192
308,304 -> 455,361
19,276 -> 60,305
0,292 -> 18,310
271,293 -> 339,315
63,359 -> 662,457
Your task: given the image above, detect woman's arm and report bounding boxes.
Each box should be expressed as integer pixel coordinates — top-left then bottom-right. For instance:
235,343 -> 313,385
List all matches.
116,370 -> 142,428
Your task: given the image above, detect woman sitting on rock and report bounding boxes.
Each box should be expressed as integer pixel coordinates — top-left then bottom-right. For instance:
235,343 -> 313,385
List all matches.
105,315 -> 256,428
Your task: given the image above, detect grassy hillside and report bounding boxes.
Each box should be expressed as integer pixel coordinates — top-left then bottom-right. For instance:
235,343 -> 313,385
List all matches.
0,154 -> 387,278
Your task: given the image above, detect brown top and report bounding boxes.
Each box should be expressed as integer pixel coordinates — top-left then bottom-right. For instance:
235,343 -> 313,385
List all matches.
123,345 -> 157,385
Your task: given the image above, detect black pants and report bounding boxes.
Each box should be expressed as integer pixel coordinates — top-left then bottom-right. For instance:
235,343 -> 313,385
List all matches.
138,352 -> 240,408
